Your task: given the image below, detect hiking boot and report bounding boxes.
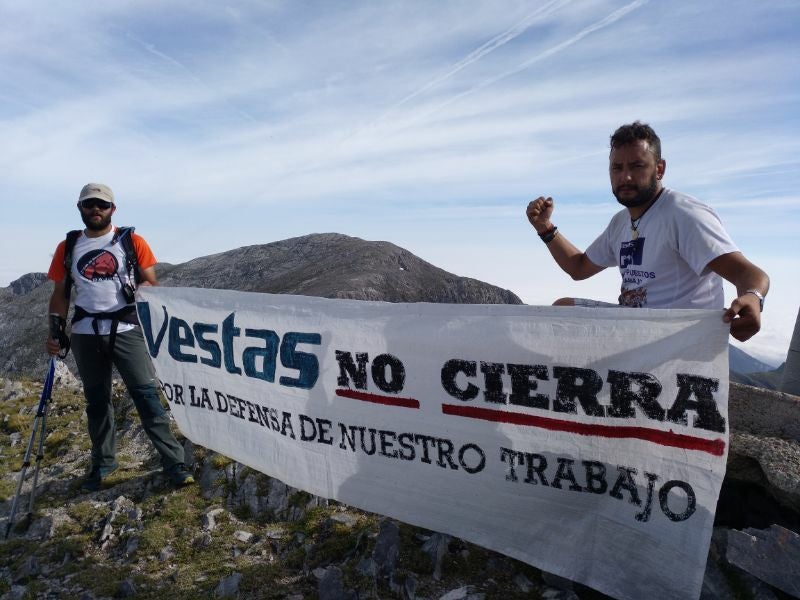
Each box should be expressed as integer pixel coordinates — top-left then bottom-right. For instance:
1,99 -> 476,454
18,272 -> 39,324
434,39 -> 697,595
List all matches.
81,462 -> 118,492
165,464 -> 195,486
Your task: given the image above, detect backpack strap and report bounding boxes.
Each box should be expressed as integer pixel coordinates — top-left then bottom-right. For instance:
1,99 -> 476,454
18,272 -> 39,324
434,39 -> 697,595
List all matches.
112,226 -> 142,286
63,230 -> 82,305
72,305 -> 138,356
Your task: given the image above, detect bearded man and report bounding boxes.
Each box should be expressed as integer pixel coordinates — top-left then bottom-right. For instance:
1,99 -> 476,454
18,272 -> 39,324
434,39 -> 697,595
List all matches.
526,121 -> 769,342
45,183 -> 194,491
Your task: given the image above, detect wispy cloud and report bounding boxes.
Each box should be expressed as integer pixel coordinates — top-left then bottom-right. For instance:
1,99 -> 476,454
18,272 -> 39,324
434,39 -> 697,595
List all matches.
390,0 -> 649,130
358,0 -> 570,131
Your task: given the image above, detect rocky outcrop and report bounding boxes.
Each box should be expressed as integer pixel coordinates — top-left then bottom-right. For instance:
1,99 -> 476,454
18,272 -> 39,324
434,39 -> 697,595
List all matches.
724,383 -> 800,523
7,273 -> 48,296
157,233 -> 521,304
0,273 -> 54,377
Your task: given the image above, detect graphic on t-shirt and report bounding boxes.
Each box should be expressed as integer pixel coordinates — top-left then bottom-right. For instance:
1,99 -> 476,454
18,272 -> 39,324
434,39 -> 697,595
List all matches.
619,287 -> 647,307
619,238 -> 645,268
77,250 -> 119,281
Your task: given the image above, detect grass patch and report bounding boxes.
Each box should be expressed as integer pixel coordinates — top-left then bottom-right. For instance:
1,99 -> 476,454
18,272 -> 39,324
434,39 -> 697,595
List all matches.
44,429 -> 71,455
2,412 -> 32,434
291,505 -> 330,537
139,521 -> 176,554
71,563 -> 141,597
44,534 -> 91,564
0,538 -> 37,568
397,523 -> 434,575
67,500 -> 108,532
306,525 -> 359,569
0,477 -> 17,502
210,453 -> 233,470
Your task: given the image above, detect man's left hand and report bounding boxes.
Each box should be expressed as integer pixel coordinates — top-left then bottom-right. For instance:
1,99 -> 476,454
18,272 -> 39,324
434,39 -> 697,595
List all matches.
723,293 -> 761,342
707,252 -> 769,343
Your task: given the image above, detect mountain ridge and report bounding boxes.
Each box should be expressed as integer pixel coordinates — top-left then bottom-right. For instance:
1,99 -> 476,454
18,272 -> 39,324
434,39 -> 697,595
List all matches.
0,233 -> 520,379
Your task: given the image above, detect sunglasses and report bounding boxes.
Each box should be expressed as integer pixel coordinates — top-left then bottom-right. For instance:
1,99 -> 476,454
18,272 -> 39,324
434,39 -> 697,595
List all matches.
78,199 -> 114,210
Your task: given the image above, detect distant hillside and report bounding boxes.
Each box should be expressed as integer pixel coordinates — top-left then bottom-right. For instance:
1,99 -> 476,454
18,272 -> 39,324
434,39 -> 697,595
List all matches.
728,345 -> 784,392
731,362 -> 785,391
0,233 -> 521,379
155,233 -> 521,304
729,345 -> 775,374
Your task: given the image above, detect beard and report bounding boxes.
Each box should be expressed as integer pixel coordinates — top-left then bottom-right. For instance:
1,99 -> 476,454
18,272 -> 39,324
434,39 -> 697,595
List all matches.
81,211 -> 112,231
613,174 -> 659,208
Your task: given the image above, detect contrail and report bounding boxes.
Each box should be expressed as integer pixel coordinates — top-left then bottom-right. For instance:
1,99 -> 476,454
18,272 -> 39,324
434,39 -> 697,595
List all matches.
396,0 -> 650,129
342,0 -> 570,143
125,32 -> 260,125
126,32 -> 204,85
273,1 -> 648,184
390,0 -> 570,111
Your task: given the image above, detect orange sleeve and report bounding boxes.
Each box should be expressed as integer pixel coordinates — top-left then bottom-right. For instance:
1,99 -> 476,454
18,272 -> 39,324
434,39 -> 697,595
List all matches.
132,233 -> 157,269
47,241 -> 67,282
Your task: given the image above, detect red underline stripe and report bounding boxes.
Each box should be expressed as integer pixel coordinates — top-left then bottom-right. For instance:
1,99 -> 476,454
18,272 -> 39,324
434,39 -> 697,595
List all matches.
336,388 -> 420,409
442,404 -> 726,456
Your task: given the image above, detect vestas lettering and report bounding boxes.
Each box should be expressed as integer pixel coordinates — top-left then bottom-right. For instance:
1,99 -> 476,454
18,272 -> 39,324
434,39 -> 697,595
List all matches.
137,302 -> 321,389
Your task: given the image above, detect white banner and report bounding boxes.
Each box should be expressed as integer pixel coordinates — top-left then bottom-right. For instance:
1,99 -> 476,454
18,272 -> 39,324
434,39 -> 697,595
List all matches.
136,287 -> 729,600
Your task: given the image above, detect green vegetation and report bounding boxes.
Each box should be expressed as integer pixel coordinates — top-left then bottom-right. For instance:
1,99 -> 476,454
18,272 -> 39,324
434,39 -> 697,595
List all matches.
210,452 -> 233,470
2,412 -> 31,435
0,380 -> 619,600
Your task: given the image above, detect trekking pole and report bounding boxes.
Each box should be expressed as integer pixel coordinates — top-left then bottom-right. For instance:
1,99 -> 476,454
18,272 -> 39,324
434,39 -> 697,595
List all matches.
4,356 -> 56,539
26,355 -> 58,528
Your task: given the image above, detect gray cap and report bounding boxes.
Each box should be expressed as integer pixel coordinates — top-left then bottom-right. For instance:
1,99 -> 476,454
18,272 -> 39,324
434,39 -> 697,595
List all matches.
79,183 -> 114,204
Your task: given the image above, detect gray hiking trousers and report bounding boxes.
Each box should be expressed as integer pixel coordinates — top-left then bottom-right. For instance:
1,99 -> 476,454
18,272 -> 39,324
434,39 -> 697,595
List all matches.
71,327 -> 184,471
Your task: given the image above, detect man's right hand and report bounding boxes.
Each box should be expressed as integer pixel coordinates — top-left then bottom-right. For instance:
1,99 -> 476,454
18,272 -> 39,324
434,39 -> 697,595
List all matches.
47,313 -> 70,357
46,337 -> 61,357
526,196 -> 555,233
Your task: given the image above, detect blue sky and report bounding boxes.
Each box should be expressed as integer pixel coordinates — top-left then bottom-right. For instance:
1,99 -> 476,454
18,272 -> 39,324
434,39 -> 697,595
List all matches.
1,0 -> 798,365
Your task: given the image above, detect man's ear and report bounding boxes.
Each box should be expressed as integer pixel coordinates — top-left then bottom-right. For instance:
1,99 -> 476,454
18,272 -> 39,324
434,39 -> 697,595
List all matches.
656,159 -> 666,180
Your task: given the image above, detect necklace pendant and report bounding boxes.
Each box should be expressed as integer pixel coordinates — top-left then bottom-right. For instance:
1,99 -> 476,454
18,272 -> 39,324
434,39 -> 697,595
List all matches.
631,229 -> 639,240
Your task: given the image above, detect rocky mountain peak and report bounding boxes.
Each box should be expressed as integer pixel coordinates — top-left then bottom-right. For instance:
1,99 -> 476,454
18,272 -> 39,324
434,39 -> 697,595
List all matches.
7,272 -> 48,296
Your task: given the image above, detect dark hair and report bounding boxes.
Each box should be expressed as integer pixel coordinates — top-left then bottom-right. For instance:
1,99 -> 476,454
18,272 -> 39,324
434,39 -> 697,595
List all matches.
610,121 -> 661,161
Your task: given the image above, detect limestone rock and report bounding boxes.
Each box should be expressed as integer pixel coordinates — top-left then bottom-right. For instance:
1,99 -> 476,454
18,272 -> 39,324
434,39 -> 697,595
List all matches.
372,519 -> 400,579
117,579 -> 137,597
727,383 -> 800,516
8,273 -> 48,296
422,532 -> 451,580
727,525 -> 800,597
214,572 -> 242,598
318,566 -> 357,600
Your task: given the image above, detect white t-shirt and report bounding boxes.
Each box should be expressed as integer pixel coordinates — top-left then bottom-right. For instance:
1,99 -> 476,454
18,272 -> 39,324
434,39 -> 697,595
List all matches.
585,189 -> 738,309
70,229 -> 138,335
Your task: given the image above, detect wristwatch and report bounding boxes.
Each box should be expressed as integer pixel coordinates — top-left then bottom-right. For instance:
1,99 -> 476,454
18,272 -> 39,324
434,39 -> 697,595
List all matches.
745,289 -> 765,312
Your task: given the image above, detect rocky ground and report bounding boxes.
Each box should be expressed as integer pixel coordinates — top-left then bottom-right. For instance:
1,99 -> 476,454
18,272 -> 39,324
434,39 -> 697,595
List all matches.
1,373 -> 798,600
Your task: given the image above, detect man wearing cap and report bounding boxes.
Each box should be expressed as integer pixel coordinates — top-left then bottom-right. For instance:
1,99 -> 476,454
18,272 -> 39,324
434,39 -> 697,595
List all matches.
45,183 -> 194,491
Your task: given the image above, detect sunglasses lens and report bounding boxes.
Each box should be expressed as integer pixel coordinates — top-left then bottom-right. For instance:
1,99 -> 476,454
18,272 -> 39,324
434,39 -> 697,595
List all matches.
80,199 -> 113,210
